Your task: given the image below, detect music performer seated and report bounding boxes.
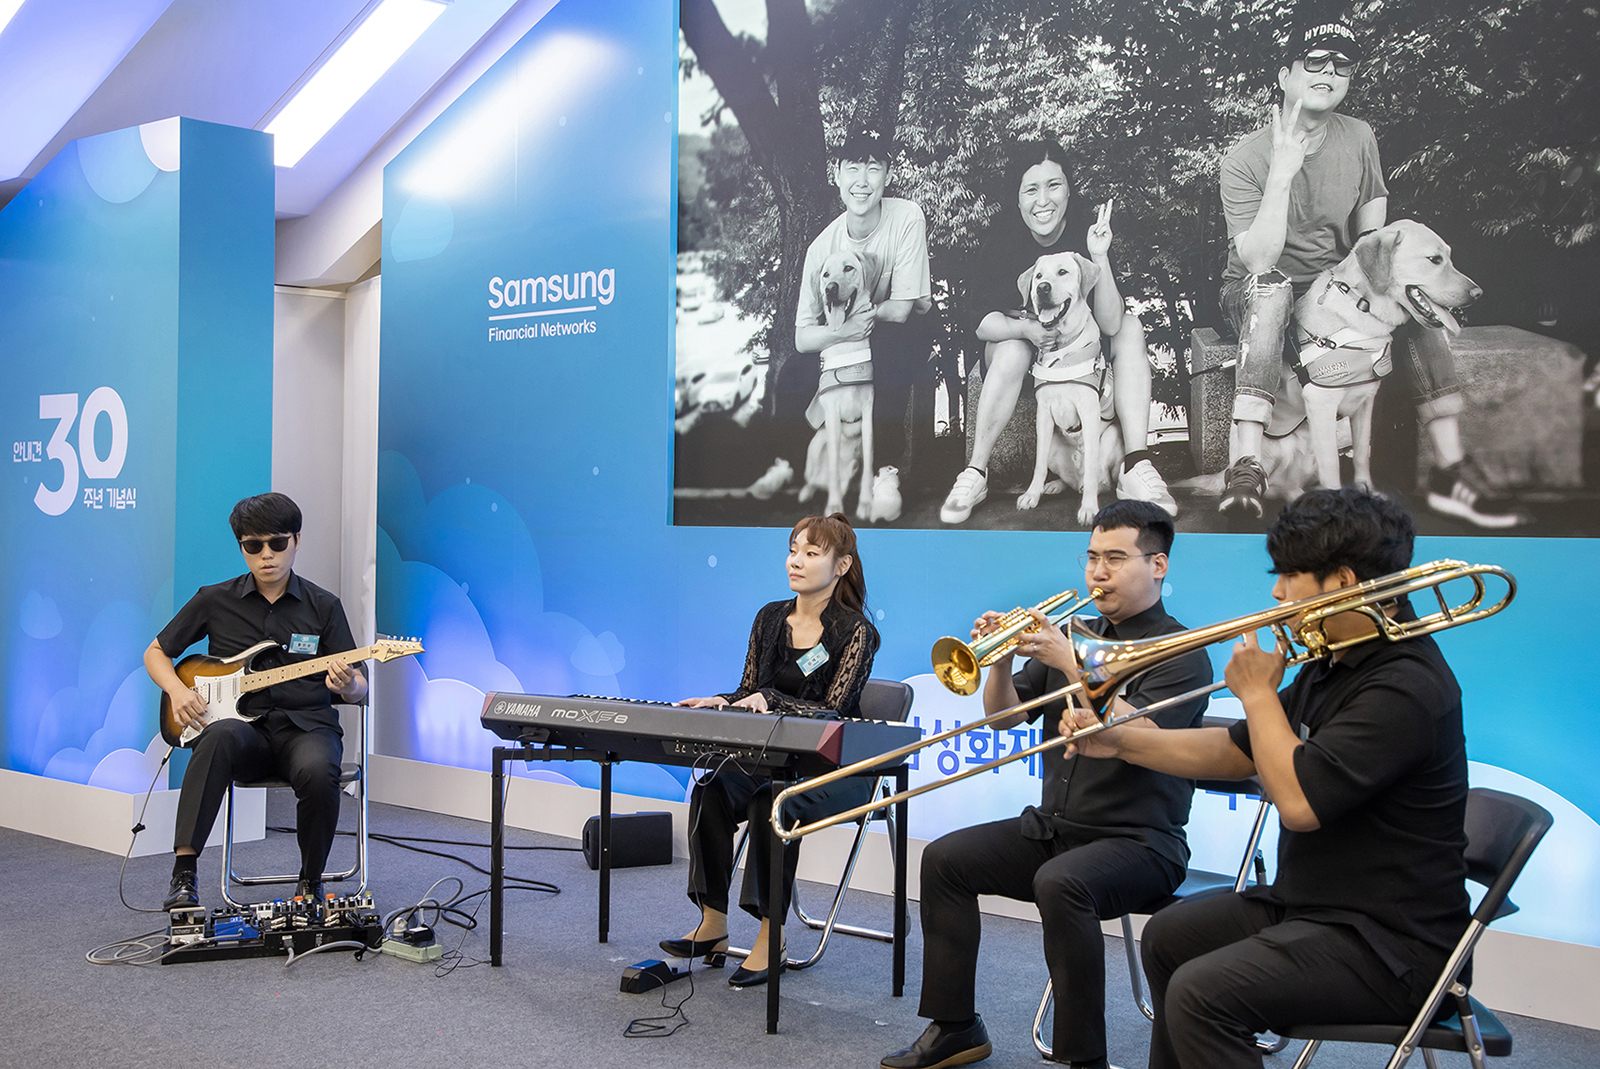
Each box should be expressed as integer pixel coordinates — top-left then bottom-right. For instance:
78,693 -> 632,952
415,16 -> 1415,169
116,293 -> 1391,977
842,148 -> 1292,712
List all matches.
666,512 -> 880,987
1063,488 -> 1469,1069
883,500 -> 1211,1069
146,493 -> 366,911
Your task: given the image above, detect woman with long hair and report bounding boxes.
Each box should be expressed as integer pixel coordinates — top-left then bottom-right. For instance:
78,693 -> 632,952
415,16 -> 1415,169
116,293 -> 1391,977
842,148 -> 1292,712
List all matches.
664,512 -> 880,986
938,138 -> 1176,524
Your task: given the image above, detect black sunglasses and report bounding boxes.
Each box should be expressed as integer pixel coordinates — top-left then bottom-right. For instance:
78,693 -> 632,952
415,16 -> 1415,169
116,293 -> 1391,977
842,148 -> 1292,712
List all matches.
239,534 -> 293,555
1301,50 -> 1356,77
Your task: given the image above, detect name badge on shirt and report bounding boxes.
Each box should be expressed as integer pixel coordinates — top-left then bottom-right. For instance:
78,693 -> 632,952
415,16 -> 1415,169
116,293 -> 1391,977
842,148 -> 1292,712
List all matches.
797,643 -> 829,677
288,633 -> 320,655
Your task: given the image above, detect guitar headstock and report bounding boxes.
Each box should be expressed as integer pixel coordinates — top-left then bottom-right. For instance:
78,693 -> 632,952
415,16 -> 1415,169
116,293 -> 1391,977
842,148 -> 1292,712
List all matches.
371,637 -> 424,661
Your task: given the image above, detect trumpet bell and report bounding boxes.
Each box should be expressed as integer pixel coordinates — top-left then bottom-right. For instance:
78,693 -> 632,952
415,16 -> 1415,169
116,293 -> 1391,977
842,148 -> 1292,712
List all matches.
931,636 -> 981,695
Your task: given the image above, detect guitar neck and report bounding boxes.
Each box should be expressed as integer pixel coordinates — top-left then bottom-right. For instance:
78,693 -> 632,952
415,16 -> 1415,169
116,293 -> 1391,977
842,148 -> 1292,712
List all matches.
239,643 -> 383,693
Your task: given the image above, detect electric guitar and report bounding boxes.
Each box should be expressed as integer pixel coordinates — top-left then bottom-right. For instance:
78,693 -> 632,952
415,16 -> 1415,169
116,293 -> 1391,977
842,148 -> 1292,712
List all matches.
158,637 -> 424,747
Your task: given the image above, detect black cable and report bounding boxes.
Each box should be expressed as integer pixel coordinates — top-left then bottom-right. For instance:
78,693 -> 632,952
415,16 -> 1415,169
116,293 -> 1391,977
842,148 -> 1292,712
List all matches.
265,825 -> 561,893
624,748 -> 743,1039
118,746 -> 176,914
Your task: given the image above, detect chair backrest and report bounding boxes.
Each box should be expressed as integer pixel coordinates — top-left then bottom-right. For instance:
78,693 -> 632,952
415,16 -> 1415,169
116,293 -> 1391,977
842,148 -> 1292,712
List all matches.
1463,786 -> 1553,924
858,678 -> 913,723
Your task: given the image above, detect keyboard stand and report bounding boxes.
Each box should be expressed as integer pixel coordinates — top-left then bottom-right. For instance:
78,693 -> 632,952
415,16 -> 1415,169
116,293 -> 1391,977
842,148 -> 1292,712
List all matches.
488,742 -> 909,1033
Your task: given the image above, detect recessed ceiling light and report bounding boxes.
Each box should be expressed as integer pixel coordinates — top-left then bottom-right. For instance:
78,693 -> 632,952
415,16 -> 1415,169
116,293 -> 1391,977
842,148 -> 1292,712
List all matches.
266,0 -> 447,168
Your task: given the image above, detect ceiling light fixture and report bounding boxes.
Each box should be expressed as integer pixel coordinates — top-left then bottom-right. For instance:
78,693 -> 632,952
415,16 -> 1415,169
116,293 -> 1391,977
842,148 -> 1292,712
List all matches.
265,0 -> 447,168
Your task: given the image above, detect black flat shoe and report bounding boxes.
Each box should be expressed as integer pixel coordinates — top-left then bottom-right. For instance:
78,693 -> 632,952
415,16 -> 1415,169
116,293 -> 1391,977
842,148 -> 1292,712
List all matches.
295,878 -> 323,902
162,870 -> 199,912
881,1015 -> 992,1069
728,959 -> 785,988
659,935 -> 729,967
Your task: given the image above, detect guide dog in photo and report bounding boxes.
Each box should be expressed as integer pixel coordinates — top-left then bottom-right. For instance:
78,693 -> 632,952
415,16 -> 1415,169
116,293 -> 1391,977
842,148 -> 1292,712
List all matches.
799,249 -> 877,519
1279,219 -> 1482,494
1015,251 -> 1122,524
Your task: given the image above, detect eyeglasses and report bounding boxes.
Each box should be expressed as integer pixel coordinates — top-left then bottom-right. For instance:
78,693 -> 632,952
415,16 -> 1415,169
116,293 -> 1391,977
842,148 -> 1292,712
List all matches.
239,534 -> 293,555
1079,551 -> 1155,573
1301,50 -> 1355,77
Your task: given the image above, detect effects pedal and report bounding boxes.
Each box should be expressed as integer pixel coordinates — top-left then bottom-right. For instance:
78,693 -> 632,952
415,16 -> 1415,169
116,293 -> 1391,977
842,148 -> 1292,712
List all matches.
162,891 -> 382,964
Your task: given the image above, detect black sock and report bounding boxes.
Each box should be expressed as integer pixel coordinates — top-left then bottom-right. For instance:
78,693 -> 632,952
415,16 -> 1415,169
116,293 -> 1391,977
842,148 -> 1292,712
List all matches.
172,854 -> 197,878
1122,449 -> 1153,473
1070,1059 -> 1108,1069
935,1017 -> 977,1031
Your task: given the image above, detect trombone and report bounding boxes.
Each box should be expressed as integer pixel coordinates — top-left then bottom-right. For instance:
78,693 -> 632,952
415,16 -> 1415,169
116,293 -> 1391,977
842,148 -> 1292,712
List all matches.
770,559 -> 1515,842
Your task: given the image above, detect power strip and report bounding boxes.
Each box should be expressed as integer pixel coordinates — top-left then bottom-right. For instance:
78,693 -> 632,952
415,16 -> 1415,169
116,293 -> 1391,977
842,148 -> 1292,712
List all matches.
382,938 -> 443,963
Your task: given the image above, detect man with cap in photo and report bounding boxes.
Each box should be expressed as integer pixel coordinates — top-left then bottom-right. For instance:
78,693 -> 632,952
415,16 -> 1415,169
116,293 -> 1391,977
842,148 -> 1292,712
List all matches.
1213,15 -> 1525,529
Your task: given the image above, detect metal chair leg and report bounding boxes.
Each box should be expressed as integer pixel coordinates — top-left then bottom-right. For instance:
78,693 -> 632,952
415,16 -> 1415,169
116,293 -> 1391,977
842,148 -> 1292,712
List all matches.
1033,978 -> 1055,1058
1422,1049 -> 1442,1069
1290,1037 -> 1322,1068
1121,914 -> 1154,1020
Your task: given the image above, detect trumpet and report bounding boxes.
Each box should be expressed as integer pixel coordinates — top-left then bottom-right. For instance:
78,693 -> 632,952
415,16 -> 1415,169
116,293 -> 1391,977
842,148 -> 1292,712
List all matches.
931,588 -> 1103,695
770,559 -> 1515,842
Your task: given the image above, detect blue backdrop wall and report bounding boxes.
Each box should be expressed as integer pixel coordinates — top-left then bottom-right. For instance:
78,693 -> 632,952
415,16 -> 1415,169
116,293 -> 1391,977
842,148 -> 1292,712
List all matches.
377,0 -> 1600,946
1,118 -> 274,792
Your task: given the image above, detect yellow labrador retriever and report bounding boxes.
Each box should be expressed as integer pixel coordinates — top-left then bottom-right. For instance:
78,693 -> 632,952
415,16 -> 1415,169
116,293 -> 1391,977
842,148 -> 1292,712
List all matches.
1016,251 -> 1122,524
1278,218 -> 1481,492
799,249 -> 876,519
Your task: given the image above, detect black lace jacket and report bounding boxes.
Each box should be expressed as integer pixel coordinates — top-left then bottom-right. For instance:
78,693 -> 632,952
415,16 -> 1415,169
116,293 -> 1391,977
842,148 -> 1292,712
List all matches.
721,598 -> 880,717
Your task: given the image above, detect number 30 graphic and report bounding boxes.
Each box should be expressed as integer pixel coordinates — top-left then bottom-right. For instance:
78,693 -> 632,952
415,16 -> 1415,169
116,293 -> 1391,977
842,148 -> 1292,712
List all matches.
34,388 -> 129,516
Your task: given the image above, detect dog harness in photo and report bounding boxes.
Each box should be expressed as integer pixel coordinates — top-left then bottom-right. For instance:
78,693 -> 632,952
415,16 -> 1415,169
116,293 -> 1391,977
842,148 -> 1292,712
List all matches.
1294,275 -> 1395,389
805,358 -> 873,430
1031,328 -> 1105,390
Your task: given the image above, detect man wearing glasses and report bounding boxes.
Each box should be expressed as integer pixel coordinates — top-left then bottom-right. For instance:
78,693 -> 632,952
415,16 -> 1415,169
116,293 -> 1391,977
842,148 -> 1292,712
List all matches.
882,500 -> 1212,1069
144,492 -> 365,911
1215,19 -> 1522,528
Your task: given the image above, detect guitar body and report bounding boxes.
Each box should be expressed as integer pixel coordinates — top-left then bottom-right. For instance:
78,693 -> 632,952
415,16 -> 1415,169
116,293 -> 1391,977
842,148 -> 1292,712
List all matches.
156,636 -> 423,748
158,640 -> 279,748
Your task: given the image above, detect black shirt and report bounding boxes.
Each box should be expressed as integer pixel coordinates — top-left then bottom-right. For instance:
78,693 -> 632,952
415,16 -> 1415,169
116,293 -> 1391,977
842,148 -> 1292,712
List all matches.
1228,599 -> 1470,979
1012,600 -> 1213,870
157,571 -> 357,733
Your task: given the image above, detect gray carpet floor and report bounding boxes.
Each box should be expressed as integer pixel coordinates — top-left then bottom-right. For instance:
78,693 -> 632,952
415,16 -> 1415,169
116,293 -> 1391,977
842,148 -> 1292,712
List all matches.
4,793 -> 1595,1069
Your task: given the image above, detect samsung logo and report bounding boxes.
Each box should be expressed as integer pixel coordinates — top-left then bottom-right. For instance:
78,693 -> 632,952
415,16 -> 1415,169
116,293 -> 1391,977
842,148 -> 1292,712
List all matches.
489,268 -> 615,310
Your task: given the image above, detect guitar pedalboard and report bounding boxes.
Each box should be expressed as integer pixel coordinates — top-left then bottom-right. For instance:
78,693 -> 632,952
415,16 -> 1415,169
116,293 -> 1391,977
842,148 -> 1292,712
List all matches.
162,892 -> 382,964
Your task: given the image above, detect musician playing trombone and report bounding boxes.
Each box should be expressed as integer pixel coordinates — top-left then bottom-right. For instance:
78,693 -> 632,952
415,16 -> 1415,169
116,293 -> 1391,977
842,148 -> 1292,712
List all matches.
1062,487 -> 1471,1069
883,500 -> 1212,1069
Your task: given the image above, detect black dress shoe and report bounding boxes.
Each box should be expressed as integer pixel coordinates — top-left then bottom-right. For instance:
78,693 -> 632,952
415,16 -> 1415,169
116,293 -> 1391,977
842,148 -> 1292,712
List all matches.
163,870 -> 199,912
727,959 -> 784,988
295,878 -> 323,902
881,1015 -> 992,1069
658,935 -> 729,967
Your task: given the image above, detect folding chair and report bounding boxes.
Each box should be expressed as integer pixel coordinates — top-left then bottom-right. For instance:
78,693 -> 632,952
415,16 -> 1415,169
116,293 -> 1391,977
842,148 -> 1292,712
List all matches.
1279,786 -> 1553,1069
220,700 -> 369,907
1034,757 -> 1279,1058
729,678 -> 914,969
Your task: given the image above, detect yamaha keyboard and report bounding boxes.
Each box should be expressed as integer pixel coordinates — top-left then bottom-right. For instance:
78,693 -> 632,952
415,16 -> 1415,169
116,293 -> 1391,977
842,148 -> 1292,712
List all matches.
480,692 -> 919,777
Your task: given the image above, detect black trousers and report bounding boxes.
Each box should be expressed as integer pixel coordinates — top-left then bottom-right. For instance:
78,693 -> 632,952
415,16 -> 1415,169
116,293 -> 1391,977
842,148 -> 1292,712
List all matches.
686,762 -> 872,920
917,817 -> 1184,1063
1141,892 -> 1440,1069
173,711 -> 343,881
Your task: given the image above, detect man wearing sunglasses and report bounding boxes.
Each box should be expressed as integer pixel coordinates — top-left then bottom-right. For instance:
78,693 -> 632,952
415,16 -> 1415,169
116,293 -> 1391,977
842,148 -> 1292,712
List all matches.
883,500 -> 1211,1069
144,492 -> 366,911
1215,18 -> 1524,529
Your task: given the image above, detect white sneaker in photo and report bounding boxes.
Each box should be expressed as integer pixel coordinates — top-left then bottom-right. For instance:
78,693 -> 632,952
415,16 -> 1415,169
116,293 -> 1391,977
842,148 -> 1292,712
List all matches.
940,467 -> 988,524
1117,458 -> 1178,517
870,466 -> 902,523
